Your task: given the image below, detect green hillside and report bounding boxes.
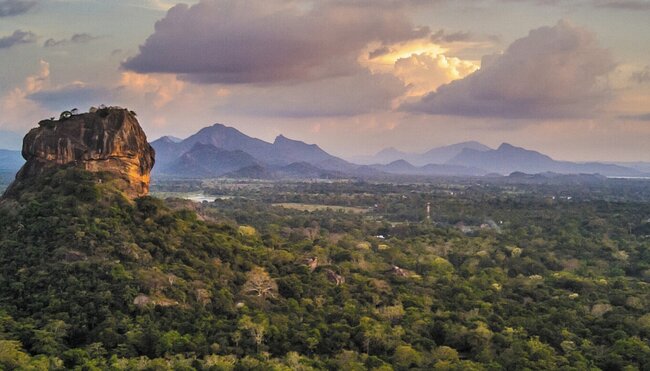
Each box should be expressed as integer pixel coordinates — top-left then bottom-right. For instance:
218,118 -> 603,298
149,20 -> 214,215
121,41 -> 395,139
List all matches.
0,169 -> 649,370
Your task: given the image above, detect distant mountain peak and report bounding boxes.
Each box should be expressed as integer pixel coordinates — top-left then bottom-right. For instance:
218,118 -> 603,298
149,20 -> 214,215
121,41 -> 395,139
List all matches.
497,143 -> 518,151
448,142 -> 641,176
157,135 -> 183,143
273,134 -> 294,144
151,122 -> 352,177
458,140 -> 487,146
376,147 -> 405,155
194,123 -> 238,137
273,134 -> 318,147
387,159 -> 414,167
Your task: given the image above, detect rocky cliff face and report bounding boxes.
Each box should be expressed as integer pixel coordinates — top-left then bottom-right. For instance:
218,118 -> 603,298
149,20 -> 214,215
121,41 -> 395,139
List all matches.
4,107 -> 155,198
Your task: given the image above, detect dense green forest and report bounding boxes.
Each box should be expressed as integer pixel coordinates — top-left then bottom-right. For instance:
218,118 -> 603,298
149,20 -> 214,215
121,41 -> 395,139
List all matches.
1,169 -> 649,370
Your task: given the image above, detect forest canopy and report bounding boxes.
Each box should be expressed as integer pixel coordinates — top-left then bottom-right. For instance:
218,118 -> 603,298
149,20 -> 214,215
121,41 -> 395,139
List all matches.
0,168 -> 649,370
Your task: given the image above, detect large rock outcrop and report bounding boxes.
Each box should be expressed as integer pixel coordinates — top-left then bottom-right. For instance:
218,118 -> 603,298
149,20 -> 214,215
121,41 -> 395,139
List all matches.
4,107 -> 155,198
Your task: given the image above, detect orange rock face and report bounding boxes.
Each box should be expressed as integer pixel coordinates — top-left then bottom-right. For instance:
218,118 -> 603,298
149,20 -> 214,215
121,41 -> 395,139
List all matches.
7,107 -> 155,198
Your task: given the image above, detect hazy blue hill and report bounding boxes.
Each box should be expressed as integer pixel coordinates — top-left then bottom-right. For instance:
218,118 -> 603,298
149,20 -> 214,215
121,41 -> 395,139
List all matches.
151,124 -> 354,177
371,159 -> 486,176
415,141 -> 491,166
222,164 -> 274,179
0,130 -> 23,151
153,126 -> 645,179
275,161 -> 344,179
351,141 -> 491,166
448,143 -> 556,174
271,135 -> 337,165
180,123 -> 275,161
223,162 -> 344,180
151,124 -> 273,174
505,171 -> 608,185
419,163 -> 486,176
0,150 -> 25,192
612,162 -> 650,173
150,136 -> 183,170
368,147 -> 411,164
448,143 -> 644,176
0,149 -> 24,171
161,142 -> 259,178
372,159 -> 418,174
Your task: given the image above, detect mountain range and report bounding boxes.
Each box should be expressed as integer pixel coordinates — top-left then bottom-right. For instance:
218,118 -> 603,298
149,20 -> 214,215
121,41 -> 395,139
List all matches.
447,143 -> 643,177
151,123 -> 356,179
150,123 -> 647,179
352,141 -> 491,166
1,123 -> 647,180
0,149 -> 23,171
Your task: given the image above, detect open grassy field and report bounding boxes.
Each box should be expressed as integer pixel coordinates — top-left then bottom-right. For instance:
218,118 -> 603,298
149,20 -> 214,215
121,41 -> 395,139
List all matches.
272,202 -> 369,213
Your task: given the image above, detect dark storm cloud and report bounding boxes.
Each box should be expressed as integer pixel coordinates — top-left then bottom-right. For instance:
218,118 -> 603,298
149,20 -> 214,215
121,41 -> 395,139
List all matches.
43,33 -> 99,47
122,0 -> 428,84
0,30 -> 36,49
0,0 -> 36,17
404,21 -> 616,119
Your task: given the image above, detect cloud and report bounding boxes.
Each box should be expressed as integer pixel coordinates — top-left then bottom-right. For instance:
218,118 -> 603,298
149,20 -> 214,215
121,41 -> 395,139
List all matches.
0,0 -> 36,17
26,82 -> 113,110
368,46 -> 392,60
0,30 -> 37,49
217,70 -> 406,117
122,0 -> 427,84
619,113 -> 650,121
117,71 -> 186,108
404,20 -> 616,119
0,60 -> 50,131
394,53 -> 479,96
431,29 -> 473,43
43,33 -> 99,47
592,0 -> 650,10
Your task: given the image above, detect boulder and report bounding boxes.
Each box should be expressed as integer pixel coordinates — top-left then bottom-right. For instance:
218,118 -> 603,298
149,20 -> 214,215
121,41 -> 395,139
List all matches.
4,107 -> 155,198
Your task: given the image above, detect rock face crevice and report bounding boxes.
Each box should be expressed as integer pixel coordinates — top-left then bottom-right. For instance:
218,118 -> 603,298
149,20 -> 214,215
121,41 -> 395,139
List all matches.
5,107 -> 155,198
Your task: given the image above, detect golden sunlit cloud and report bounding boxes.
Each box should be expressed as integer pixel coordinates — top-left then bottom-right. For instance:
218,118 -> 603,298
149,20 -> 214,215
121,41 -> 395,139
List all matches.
119,72 -> 186,108
395,53 -> 479,97
361,40 -> 450,71
360,39 -> 480,100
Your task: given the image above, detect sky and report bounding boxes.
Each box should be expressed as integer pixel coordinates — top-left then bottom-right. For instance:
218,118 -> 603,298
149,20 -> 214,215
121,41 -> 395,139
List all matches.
0,0 -> 649,162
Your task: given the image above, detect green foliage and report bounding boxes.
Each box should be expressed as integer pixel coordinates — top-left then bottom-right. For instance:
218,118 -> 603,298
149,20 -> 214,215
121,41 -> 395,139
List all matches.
0,170 -> 649,369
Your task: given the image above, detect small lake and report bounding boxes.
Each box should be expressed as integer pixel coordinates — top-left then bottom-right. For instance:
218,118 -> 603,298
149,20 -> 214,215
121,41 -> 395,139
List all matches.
151,192 -> 233,203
